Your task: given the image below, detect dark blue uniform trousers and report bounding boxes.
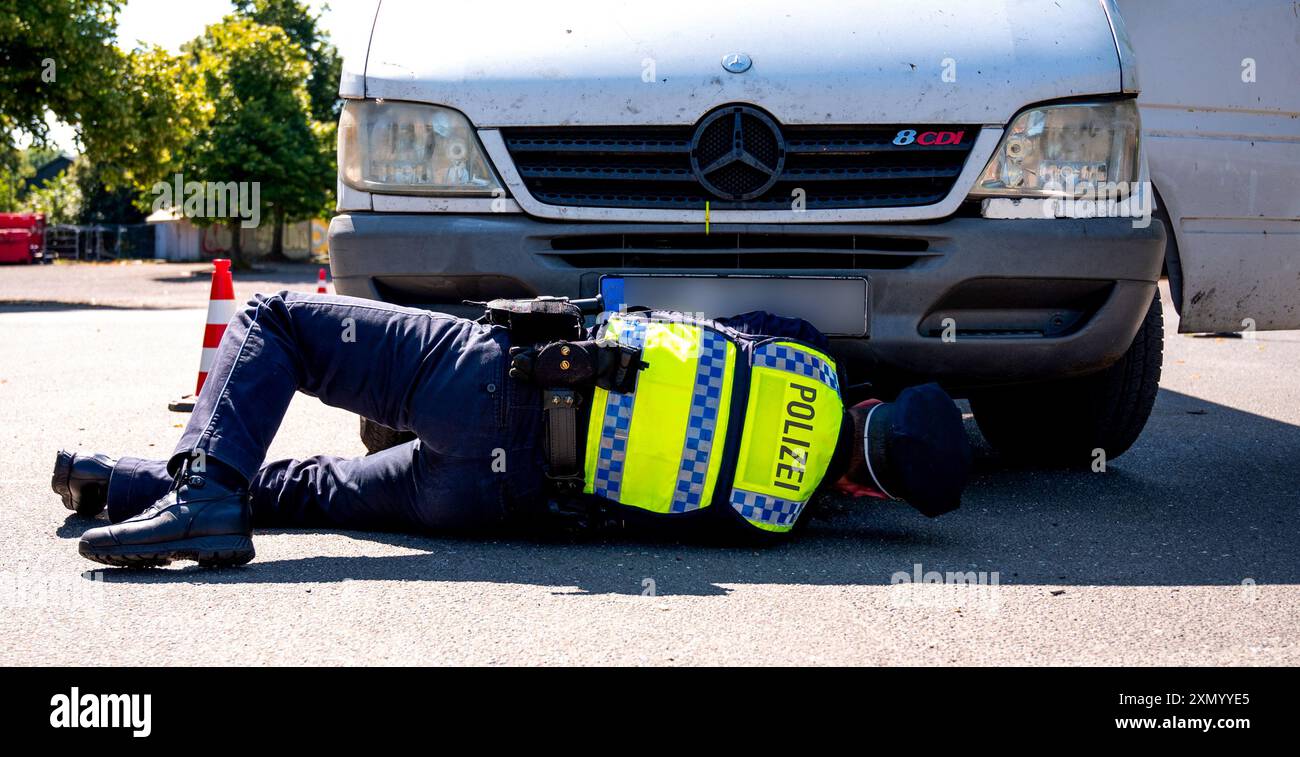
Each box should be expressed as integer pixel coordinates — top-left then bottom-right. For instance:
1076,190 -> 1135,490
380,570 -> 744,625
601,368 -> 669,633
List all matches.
105,292 -> 547,532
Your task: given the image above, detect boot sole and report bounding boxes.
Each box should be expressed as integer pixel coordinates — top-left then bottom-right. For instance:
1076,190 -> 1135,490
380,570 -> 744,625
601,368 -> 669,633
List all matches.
79,535 -> 255,569
52,450 -> 107,518
51,450 -> 74,510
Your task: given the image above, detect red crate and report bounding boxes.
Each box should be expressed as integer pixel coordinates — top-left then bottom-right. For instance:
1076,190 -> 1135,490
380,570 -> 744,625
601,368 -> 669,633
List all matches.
0,213 -> 45,263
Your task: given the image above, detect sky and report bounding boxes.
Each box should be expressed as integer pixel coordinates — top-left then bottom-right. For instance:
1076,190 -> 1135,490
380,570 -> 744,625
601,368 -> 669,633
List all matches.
40,0 -> 372,152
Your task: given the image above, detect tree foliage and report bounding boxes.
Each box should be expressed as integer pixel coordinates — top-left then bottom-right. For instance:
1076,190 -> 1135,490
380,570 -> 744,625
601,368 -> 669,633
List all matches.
84,45 -> 209,194
233,0 -> 342,122
231,0 -> 341,230
23,157 -> 83,224
76,159 -> 146,223
181,17 -> 333,265
0,0 -> 340,241
1,1 -> 206,207
0,0 -> 123,150
0,146 -> 60,211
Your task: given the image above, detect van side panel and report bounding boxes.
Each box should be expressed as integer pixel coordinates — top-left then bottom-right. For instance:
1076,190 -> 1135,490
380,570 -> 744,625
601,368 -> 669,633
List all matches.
1120,0 -> 1300,331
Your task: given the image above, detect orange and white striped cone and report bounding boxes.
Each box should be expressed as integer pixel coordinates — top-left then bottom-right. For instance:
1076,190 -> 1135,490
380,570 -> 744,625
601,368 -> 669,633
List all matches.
168,259 -> 236,412
316,267 -> 328,294
196,258 -> 237,395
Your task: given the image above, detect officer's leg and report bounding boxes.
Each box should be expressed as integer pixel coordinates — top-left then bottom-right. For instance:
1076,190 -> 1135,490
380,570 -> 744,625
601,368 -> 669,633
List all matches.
174,291 -> 506,481
78,292 -> 509,565
248,439 -> 505,531
102,457 -> 173,523
100,441 -> 505,531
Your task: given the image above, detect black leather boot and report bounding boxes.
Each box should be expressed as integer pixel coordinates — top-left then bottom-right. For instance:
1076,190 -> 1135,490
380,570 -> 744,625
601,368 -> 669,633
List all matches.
51,450 -> 116,517
78,466 -> 254,568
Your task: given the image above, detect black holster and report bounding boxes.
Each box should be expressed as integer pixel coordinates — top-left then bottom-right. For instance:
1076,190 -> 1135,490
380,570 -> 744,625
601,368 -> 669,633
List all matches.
508,339 -> 646,395
473,296 -> 647,493
474,296 -> 586,344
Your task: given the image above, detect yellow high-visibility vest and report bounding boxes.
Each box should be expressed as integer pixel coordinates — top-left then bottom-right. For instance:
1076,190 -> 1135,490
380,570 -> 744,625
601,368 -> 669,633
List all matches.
583,312 -> 843,533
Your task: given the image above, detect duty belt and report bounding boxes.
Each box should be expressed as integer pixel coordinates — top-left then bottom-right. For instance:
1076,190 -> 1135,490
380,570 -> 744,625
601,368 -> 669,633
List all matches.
508,339 -> 647,489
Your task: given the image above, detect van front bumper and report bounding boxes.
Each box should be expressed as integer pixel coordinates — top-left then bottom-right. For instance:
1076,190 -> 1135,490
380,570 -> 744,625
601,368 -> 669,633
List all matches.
327,213 -> 1165,392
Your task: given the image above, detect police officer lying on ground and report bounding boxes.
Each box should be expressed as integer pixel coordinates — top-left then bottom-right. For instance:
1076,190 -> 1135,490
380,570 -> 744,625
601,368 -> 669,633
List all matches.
51,292 -> 972,567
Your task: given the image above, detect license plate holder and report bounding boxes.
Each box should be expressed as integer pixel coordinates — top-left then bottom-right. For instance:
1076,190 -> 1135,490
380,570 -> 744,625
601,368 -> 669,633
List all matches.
598,274 -> 868,337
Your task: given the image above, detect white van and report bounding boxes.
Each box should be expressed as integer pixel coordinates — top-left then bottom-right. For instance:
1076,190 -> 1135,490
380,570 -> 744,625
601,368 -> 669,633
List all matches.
330,0 -> 1180,465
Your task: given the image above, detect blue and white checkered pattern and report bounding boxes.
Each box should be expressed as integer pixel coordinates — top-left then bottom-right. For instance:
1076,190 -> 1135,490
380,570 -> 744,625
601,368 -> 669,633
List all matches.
729,488 -> 807,529
590,317 -> 650,501
753,342 -> 840,393
669,328 -> 729,512
604,316 -> 650,350
590,392 -> 634,500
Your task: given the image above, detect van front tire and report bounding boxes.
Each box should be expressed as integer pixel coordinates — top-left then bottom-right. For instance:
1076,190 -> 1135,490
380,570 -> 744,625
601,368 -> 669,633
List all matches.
969,294 -> 1163,468
360,417 -> 416,455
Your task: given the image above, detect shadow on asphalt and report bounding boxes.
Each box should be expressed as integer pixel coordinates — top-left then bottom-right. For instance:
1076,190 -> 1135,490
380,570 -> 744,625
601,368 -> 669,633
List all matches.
0,302 -> 188,313
62,388 -> 1300,595
148,263 -> 322,288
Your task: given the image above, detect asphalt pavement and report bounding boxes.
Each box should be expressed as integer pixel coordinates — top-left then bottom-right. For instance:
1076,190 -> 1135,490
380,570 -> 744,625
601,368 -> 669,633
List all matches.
1,264 -> 1297,665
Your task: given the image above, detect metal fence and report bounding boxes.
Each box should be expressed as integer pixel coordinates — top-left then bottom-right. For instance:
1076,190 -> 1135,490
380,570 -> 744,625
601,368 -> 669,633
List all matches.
43,224 -> 155,261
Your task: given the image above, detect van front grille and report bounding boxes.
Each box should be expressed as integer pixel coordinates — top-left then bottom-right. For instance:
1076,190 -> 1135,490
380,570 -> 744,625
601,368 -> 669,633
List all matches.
500,123 -> 977,211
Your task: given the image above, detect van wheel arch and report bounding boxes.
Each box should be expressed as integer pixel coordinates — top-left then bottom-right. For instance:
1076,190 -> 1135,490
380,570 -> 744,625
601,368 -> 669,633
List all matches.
1151,182 -> 1184,317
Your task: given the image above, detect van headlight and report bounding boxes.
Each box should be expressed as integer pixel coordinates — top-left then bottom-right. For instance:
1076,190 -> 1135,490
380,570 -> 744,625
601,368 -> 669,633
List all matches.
338,100 -> 503,195
969,99 -> 1140,198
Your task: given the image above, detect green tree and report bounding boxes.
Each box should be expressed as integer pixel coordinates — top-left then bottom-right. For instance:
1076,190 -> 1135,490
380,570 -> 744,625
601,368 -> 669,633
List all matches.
82,45 -> 209,200
0,0 -> 124,150
233,0 -> 342,122
232,0 -> 339,258
24,157 -> 83,224
0,160 -> 19,211
0,146 -> 53,210
1,3 -> 204,218
76,160 -> 146,224
182,18 -> 331,268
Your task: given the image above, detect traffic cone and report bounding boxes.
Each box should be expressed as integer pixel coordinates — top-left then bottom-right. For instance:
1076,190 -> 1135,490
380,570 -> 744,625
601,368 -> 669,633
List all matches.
168,259 -> 236,412
316,267 -> 328,294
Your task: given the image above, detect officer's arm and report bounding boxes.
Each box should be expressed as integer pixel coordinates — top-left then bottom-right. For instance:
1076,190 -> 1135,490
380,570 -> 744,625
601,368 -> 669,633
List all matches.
714,311 -> 831,351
